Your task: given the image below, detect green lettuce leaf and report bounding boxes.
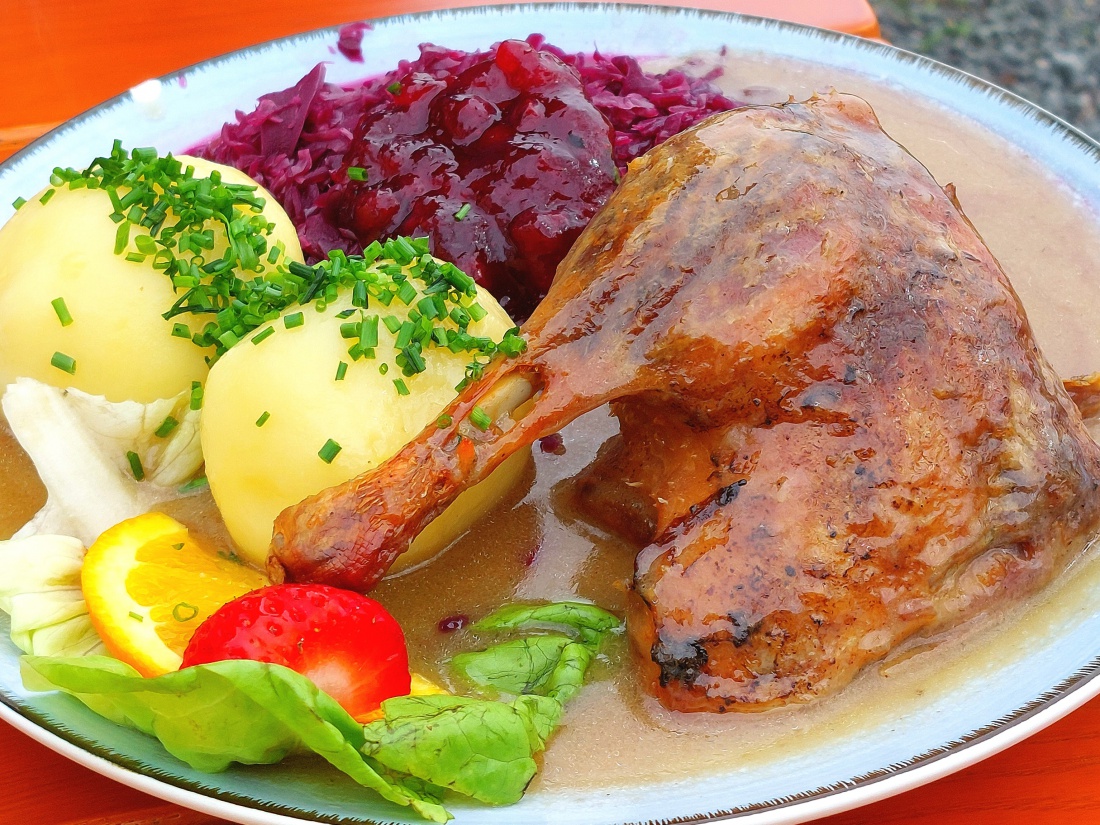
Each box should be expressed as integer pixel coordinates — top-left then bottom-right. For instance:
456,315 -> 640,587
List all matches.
470,600 -> 622,649
362,693 -> 562,805
451,635 -> 593,704
19,600 -> 623,821
455,601 -> 619,704
20,655 -> 449,822
357,601 -> 621,806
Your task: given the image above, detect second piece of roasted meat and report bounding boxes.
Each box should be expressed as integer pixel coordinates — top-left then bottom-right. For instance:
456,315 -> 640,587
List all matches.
269,94 -> 1100,712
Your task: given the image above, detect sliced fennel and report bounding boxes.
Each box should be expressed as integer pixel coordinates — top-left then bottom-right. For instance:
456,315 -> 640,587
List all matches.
2,377 -> 202,545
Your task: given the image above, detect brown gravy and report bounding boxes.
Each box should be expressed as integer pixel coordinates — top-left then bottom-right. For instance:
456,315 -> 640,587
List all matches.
4,51 -> 1100,795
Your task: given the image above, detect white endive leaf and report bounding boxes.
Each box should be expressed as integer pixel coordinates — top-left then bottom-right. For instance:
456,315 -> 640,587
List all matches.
0,534 -> 106,658
2,377 -> 203,545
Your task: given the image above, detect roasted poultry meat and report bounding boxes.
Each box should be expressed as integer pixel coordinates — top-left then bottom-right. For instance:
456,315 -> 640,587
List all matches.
269,94 -> 1100,712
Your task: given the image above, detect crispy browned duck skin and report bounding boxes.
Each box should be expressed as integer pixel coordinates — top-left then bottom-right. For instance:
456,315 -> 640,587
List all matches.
270,94 -> 1100,712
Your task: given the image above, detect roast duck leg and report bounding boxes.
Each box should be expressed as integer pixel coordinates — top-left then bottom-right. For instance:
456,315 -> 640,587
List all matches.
270,94 -> 1100,712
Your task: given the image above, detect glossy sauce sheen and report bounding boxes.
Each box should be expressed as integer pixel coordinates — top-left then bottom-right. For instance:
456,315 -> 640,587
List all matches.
336,38 -> 618,318
3,52 -> 1100,793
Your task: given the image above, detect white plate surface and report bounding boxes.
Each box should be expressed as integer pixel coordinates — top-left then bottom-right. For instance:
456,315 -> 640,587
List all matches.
3,5 -> 1100,825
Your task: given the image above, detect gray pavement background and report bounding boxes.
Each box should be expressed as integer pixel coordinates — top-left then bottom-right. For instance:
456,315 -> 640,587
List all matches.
868,0 -> 1100,140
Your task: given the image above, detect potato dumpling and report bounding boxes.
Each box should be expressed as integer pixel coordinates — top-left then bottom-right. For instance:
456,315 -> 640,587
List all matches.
201,271 -> 528,573
0,156 -> 302,403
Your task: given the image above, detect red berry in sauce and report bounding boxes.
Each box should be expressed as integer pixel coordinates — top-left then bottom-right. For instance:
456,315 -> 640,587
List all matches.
437,614 -> 469,633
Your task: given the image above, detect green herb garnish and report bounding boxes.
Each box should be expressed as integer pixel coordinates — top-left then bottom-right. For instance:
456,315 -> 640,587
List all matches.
126,450 -> 145,481
251,326 -> 275,345
154,416 -> 179,438
50,351 -> 76,375
172,602 -> 199,622
469,406 -> 491,431
51,297 -> 74,326
179,475 -> 208,493
318,438 -> 342,464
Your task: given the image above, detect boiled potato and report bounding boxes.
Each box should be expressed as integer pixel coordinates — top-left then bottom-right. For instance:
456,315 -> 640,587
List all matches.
201,273 -> 529,572
0,156 -> 302,403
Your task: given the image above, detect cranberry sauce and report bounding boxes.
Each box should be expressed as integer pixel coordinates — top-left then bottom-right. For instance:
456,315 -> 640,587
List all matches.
332,40 -> 618,318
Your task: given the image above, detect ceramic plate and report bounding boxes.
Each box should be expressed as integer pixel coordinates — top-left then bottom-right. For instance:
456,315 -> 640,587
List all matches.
3,5 -> 1100,824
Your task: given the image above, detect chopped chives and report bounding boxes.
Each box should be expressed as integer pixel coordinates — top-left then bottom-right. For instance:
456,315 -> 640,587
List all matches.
468,302 -> 488,322
417,295 -> 439,319
114,221 -> 130,255
189,381 -> 203,410
393,379 -> 410,396
12,196 -> 26,210
392,236 -> 417,262
396,280 -> 417,305
318,438 -> 342,464
251,326 -> 275,345
499,327 -> 527,356
335,361 -> 348,381
129,611 -> 144,622
395,320 -> 415,349
51,297 -> 74,326
217,329 -> 240,349
360,314 -> 379,348
378,362 -> 389,375
402,345 -> 426,374
24,138 -> 527,381
39,188 -> 56,205
387,81 -> 402,94
172,602 -> 199,622
255,410 -> 271,427
352,280 -> 368,307
179,475 -> 208,493
470,406 -> 491,431
126,450 -> 145,481
154,416 -> 179,438
172,542 -> 185,550
436,413 -> 452,428
50,351 -> 76,374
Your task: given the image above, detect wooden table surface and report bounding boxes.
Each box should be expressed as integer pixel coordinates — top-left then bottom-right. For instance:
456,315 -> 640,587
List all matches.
4,2 -> 1100,824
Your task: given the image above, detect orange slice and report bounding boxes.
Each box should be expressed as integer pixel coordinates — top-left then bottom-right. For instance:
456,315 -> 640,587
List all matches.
82,512 -> 268,677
